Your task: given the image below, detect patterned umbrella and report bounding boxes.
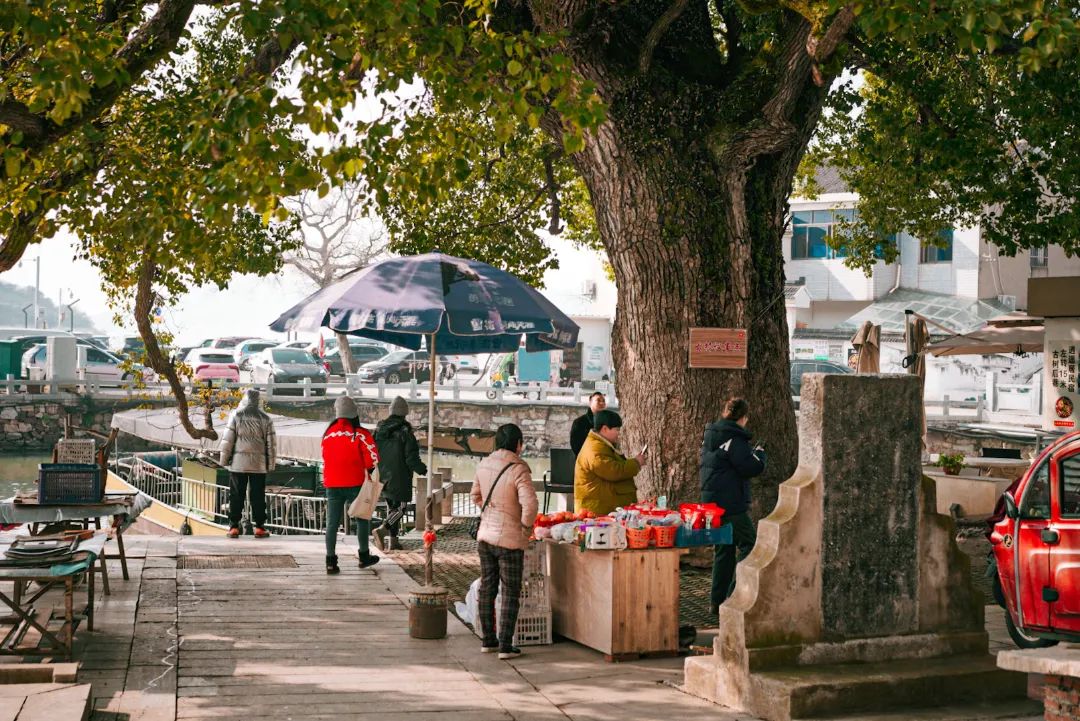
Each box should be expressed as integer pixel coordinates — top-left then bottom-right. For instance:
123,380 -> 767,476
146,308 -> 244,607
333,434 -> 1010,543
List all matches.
270,252 -> 580,497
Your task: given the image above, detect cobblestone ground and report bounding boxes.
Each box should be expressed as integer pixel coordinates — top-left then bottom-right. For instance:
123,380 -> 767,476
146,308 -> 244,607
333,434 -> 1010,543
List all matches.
395,517 -> 995,632
393,517 -> 718,629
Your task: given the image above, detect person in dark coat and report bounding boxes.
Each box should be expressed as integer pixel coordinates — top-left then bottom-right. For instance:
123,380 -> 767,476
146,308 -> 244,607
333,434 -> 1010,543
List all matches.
372,396 -> 427,551
700,397 -> 767,614
570,392 -> 606,457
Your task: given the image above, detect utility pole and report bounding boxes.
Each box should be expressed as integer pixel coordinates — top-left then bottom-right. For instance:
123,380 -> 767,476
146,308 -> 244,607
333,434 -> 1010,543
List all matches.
32,256 -> 41,329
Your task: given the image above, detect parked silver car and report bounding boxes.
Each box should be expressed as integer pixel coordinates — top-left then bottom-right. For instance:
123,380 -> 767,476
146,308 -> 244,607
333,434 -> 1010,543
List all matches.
250,347 -> 328,394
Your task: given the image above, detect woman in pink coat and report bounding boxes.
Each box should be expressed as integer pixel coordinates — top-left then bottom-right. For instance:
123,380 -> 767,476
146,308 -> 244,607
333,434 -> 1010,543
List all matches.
470,423 -> 539,659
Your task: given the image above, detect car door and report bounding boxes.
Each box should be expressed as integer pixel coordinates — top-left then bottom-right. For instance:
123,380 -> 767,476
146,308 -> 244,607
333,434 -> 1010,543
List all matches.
1050,447 -> 1080,633
405,352 -> 425,381
1015,460 -> 1053,631
789,362 -> 805,396
85,348 -> 121,380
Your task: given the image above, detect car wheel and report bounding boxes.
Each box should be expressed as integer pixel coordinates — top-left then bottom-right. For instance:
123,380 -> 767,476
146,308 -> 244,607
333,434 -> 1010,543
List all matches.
991,573 -> 1006,608
1005,611 -> 1057,649
386,372 -> 401,384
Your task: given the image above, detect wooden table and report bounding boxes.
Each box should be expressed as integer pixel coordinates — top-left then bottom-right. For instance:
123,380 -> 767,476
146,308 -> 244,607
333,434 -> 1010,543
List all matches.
0,492 -> 151,594
0,534 -> 104,659
546,540 -> 686,661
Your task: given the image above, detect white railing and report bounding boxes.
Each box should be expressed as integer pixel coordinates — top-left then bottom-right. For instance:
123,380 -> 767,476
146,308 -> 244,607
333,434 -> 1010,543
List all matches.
0,374 -> 619,407
127,457 -> 182,508
176,476 -> 333,535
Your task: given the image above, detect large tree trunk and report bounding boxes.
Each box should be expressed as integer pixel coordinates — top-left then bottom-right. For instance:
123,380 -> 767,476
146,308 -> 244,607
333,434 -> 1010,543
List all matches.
575,144 -> 800,512
545,12 -> 829,513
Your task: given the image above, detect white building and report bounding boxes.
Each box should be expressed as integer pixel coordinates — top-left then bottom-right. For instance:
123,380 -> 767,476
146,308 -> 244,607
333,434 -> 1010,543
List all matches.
784,167 -> 1080,402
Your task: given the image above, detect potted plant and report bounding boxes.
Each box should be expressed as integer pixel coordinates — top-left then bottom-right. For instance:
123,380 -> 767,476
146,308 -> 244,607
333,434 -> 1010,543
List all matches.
936,453 -> 965,476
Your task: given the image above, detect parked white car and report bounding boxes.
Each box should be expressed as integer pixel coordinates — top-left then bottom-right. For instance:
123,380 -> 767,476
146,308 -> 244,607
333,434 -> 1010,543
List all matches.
22,343 -> 154,382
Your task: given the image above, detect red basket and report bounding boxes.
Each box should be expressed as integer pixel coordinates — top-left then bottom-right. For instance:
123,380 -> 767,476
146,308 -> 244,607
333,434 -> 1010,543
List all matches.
625,526 -> 650,549
651,525 -> 677,548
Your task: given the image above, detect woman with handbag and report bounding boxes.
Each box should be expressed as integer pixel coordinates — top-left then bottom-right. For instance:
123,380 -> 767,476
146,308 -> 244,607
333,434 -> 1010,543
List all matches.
322,396 -> 381,575
470,423 -> 539,659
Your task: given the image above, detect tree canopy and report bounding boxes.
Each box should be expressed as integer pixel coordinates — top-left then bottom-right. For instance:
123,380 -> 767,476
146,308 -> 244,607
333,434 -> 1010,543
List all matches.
1,2 -> 1075,278
1,0 -> 1078,487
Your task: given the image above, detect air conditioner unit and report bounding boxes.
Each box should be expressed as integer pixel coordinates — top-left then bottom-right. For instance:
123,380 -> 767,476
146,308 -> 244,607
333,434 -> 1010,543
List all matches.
582,280 -> 597,299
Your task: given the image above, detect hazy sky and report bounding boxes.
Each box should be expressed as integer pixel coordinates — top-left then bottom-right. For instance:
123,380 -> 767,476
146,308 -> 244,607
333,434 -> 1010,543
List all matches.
1,230 -> 614,346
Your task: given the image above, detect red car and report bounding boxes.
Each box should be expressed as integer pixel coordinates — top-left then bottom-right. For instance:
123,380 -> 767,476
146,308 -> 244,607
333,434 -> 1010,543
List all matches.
990,431 -> 1080,648
185,349 -> 240,382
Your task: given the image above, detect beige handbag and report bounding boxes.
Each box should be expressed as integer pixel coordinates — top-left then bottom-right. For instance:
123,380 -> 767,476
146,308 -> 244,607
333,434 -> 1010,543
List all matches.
347,468 -> 383,520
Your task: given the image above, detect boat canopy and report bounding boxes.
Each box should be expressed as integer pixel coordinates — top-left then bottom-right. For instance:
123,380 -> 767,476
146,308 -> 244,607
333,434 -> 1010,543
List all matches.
110,407 -> 346,463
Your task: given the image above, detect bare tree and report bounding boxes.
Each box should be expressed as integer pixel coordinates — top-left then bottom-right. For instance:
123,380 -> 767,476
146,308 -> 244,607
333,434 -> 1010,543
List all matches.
284,184 -> 387,373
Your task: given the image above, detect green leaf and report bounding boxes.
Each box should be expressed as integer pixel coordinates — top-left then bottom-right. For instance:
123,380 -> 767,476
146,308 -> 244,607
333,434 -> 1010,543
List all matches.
507,60 -> 523,76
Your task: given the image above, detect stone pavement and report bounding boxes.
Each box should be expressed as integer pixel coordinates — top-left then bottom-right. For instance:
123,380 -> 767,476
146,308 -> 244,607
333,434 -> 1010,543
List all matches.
394,517 -> 716,630
0,534 -> 1046,721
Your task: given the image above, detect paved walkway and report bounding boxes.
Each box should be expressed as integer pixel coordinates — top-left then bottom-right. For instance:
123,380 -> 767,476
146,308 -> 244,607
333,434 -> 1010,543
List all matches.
2,535 -> 1044,721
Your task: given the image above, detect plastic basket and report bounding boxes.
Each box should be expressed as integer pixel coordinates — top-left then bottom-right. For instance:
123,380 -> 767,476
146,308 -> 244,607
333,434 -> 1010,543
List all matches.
519,577 -> 550,612
675,524 -> 734,547
523,542 -> 547,578
56,438 -> 97,464
37,463 -> 104,504
625,526 -> 650,549
513,610 -> 552,646
651,524 -> 678,548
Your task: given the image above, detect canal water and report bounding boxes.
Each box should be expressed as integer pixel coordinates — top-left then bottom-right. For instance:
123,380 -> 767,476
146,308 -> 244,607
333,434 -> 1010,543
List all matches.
0,452 -> 52,498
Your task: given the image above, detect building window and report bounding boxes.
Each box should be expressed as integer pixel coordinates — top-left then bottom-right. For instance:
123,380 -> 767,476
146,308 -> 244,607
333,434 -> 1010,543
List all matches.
791,209 -> 855,259
920,229 -> 954,264
1030,247 -> 1048,268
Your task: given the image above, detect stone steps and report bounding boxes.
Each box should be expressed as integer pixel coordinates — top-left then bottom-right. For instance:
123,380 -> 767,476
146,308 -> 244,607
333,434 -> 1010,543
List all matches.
816,698 -> 1043,721
757,654 -> 1028,720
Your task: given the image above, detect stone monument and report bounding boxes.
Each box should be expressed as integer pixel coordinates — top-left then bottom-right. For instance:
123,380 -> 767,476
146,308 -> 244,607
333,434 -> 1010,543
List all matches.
684,373 -> 1027,720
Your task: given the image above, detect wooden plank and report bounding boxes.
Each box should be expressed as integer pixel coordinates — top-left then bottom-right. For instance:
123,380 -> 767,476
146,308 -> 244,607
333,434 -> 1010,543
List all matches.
15,610 -> 52,651
546,541 -> 682,657
547,541 -> 614,655
610,549 -> 681,655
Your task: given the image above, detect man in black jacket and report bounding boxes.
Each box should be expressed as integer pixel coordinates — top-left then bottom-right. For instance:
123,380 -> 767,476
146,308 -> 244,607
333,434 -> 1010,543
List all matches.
700,397 -> 767,614
570,392 -> 606,457
372,396 -> 428,551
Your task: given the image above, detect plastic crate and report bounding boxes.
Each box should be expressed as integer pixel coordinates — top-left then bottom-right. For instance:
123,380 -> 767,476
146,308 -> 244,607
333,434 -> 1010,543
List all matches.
519,576 -> 550,612
37,463 -> 104,504
523,542 -> 546,578
675,524 -> 734,548
56,438 -> 97,464
513,610 -> 552,646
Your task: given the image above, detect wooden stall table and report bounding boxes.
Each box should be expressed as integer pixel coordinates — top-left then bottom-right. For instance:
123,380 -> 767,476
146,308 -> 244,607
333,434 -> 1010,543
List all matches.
0,491 -> 153,594
0,533 -> 105,660
545,539 -> 686,661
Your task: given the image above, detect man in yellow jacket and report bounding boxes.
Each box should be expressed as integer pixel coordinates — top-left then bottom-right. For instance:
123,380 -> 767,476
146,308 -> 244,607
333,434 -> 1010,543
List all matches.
574,410 -> 647,515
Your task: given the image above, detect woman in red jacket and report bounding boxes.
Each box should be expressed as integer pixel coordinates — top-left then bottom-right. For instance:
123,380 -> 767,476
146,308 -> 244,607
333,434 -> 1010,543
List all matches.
322,396 -> 380,574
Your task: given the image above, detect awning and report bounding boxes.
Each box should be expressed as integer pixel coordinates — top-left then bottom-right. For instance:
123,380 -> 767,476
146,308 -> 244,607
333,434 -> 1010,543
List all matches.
837,289 -> 1013,336
111,407 -> 331,463
927,323 -> 1044,357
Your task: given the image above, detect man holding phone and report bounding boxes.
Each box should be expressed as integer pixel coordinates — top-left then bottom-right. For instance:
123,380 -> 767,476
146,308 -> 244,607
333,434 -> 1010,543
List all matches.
700,397 -> 767,614
574,409 -> 647,515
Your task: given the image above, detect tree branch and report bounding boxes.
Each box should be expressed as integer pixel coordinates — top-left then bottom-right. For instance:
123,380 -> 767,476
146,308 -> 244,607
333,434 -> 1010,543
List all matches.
134,254 -> 218,440
0,150 -> 108,272
13,0 -> 197,154
639,0 -> 692,74
806,4 -> 856,86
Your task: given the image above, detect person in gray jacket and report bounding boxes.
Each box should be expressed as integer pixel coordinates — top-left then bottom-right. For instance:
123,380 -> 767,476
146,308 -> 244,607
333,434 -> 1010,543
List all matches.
219,388 -> 277,538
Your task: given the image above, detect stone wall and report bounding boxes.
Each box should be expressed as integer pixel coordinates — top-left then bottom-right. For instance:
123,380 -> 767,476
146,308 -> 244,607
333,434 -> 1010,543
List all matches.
1044,675 -> 1080,721
0,394 -> 588,456
0,397 -> 177,451
926,424 -> 1037,460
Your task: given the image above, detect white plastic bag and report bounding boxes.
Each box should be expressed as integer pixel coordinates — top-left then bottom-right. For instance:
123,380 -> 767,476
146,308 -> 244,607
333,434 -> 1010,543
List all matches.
455,577 -> 502,633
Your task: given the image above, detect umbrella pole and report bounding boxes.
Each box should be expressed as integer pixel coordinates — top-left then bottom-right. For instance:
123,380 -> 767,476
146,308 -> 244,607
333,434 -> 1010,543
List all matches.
427,333 -> 436,523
